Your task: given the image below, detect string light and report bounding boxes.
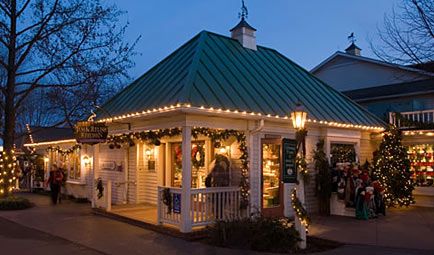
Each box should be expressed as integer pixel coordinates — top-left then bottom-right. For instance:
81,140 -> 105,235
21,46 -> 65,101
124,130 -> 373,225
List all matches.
96,104 -> 384,131
291,188 -> 310,232
0,150 -> 17,197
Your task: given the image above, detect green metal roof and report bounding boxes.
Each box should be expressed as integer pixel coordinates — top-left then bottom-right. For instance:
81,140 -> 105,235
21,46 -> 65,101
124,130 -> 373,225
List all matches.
98,30 -> 384,127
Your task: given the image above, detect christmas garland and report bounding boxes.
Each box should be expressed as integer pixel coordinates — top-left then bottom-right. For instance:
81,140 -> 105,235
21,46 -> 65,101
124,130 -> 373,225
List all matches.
106,127 -> 250,209
296,155 -> 309,183
394,112 -> 434,130
291,188 -> 310,231
95,178 -> 104,199
46,145 -> 81,155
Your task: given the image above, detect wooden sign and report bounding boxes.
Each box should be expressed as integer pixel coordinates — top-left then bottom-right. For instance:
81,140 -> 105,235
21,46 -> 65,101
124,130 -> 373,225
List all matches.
282,138 -> 297,183
74,121 -> 108,144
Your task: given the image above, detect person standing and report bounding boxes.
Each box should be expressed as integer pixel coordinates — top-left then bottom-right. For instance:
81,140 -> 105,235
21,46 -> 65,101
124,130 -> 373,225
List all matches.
45,164 -> 64,205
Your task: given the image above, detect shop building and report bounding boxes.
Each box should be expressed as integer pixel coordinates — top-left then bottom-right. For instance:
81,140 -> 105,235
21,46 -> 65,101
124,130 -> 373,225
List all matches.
25,17 -> 384,232
312,40 -> 434,207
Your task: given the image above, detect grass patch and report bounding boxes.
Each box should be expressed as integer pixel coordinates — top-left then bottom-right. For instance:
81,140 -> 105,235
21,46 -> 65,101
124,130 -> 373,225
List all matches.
0,196 -> 33,210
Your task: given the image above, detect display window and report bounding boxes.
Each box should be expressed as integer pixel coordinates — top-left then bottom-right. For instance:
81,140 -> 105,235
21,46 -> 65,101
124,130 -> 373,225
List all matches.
262,141 -> 281,209
408,144 -> 434,187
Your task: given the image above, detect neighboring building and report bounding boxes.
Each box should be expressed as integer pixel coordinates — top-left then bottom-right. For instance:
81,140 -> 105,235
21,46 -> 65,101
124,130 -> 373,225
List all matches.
26,17 -> 385,232
23,126 -> 93,200
311,43 -> 434,91
313,42 -> 434,207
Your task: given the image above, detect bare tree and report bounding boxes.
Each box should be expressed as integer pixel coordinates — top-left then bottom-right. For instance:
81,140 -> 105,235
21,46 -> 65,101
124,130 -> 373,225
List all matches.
372,0 -> 434,65
0,0 -> 138,150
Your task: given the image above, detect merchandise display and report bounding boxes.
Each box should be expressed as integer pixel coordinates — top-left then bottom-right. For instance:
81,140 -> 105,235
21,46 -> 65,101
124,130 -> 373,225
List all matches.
408,144 -> 434,187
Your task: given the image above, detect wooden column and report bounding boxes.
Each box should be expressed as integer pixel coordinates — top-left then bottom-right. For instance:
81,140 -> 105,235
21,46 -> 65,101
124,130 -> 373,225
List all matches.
180,126 -> 192,233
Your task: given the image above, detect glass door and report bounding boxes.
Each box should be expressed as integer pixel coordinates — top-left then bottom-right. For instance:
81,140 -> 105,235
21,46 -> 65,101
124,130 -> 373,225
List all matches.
261,139 -> 283,217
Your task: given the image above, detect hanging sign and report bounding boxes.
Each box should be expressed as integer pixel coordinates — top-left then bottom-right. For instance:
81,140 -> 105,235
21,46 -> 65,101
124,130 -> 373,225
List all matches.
74,121 -> 108,144
173,193 -> 181,214
282,138 -> 297,183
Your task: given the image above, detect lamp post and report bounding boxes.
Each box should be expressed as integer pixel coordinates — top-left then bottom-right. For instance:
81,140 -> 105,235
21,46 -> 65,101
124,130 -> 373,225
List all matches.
291,102 -> 308,249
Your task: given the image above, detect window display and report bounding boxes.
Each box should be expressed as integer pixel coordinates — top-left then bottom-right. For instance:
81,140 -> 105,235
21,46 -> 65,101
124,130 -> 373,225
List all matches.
262,143 -> 281,209
171,141 -> 207,188
408,144 -> 434,187
330,143 -> 356,166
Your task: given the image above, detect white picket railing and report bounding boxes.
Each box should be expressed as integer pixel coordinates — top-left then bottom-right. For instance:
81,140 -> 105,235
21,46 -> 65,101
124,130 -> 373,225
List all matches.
191,186 -> 241,227
389,110 -> 434,128
157,186 -> 242,228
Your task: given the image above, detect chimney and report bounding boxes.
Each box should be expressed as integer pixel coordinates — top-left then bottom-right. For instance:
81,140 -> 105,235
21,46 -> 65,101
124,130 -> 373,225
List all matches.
345,42 -> 362,56
230,1 -> 257,50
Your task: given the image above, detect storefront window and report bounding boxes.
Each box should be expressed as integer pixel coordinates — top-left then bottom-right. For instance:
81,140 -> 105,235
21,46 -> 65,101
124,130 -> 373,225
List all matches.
330,143 -> 356,166
262,143 -> 281,208
171,141 -> 206,188
408,144 -> 434,187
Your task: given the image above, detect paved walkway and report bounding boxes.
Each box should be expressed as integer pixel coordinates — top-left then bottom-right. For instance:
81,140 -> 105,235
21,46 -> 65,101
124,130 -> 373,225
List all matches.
310,206 -> 434,251
1,193 -> 433,254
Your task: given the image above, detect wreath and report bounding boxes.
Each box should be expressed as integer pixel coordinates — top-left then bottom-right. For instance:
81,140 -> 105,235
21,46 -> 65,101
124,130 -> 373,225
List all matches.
191,144 -> 205,170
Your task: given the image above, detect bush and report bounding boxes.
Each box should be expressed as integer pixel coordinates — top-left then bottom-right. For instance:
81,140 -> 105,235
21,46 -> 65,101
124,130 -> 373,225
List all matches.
0,196 -> 33,210
208,217 -> 301,253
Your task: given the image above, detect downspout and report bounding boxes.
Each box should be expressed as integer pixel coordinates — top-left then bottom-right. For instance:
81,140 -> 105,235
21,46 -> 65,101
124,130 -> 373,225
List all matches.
251,119 -> 265,134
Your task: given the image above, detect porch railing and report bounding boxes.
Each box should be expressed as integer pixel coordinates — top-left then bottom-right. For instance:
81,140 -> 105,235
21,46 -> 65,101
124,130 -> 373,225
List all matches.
389,110 -> 434,129
157,186 -> 242,228
157,187 -> 182,226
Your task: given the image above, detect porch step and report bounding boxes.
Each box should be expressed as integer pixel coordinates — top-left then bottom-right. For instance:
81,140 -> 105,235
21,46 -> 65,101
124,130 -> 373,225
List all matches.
330,193 -> 355,217
92,208 -> 208,241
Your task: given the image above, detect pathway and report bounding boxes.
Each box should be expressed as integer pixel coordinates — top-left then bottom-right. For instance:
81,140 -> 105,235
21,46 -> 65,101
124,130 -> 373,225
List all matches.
1,193 -> 433,255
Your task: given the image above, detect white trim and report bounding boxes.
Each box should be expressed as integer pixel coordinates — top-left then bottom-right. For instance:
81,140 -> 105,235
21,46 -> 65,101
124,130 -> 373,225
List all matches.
311,51 -> 434,76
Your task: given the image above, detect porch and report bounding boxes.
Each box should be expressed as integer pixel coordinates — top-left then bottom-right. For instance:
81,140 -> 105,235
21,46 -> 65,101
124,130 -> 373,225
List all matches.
94,180 -> 244,232
92,125 -> 249,233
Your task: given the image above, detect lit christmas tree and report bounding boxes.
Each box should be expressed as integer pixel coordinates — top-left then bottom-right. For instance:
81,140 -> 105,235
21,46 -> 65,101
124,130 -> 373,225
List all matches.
373,126 -> 414,207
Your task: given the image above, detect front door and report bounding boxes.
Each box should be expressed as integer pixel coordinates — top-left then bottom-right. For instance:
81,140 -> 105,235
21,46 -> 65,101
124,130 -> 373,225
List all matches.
261,139 -> 283,217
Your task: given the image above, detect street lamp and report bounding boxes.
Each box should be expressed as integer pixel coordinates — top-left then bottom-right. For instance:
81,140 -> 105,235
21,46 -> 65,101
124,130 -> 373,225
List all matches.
290,102 -> 308,250
291,103 -> 307,130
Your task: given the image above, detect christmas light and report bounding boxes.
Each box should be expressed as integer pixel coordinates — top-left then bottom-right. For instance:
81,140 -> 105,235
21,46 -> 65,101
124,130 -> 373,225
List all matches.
95,104 -> 384,132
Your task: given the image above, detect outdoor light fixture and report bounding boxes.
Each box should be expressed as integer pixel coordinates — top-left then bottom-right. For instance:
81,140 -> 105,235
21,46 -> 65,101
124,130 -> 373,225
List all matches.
291,102 -> 307,130
219,147 -> 227,154
82,156 -> 91,166
145,148 -> 153,160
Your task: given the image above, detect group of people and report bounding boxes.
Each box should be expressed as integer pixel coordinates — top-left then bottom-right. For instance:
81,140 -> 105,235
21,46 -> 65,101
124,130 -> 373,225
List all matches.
331,163 -> 386,220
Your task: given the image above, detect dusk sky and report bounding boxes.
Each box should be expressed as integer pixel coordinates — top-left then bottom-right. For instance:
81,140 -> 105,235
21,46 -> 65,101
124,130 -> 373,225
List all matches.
111,0 -> 397,78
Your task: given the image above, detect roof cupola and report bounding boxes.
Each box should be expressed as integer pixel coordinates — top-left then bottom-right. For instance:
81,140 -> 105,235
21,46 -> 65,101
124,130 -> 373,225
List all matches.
230,0 -> 257,50
345,32 -> 361,56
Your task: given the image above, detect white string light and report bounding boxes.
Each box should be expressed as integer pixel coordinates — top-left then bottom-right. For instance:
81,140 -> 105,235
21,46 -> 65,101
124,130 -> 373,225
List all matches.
96,103 -> 385,131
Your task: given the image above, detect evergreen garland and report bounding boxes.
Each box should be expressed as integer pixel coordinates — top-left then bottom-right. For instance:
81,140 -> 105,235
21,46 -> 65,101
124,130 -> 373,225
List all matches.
291,188 -> 310,230
46,145 -> 81,155
394,112 -> 434,130
373,125 -> 415,207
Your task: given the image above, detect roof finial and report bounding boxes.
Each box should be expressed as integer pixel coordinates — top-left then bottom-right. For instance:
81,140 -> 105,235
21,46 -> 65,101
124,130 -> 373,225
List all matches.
347,32 -> 356,44
239,0 -> 248,20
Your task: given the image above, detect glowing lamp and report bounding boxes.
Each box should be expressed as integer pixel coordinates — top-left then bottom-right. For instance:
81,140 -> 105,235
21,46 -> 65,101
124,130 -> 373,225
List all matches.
291,103 -> 307,130
82,156 -> 91,166
219,147 -> 227,154
145,148 -> 153,159
44,157 -> 49,163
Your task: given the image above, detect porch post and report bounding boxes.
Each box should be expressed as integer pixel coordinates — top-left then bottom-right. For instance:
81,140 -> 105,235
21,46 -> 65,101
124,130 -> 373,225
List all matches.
180,126 -> 192,233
